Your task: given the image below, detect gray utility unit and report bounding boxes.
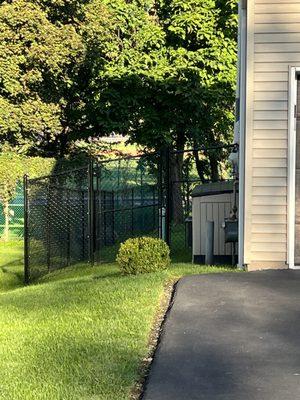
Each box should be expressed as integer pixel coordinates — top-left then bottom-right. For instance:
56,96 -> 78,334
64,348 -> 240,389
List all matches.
192,181 -> 236,264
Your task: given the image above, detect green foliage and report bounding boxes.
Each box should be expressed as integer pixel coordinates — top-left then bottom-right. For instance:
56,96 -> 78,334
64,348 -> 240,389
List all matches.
0,145 -> 56,240
0,153 -> 22,201
88,0 -> 238,143
0,150 -> 56,200
86,0 -> 238,181
0,0 -> 84,153
0,0 -> 238,170
117,237 -> 171,275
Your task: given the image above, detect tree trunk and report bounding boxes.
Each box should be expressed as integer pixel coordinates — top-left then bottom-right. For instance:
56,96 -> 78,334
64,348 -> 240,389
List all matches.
193,150 -> 208,184
2,200 -> 9,242
209,152 -> 220,182
60,127 -> 70,157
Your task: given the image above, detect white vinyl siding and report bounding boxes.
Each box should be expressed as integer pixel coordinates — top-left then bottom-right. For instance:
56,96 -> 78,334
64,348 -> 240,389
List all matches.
244,0 -> 300,268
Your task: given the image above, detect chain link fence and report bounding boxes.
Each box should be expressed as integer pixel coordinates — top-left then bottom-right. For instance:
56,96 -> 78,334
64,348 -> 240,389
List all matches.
25,154 -> 161,282
24,145 -> 237,282
25,167 -> 89,281
93,154 -> 160,263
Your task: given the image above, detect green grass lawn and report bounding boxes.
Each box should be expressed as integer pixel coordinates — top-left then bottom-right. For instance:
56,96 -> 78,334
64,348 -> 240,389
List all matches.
0,242 -> 236,400
0,240 -> 24,292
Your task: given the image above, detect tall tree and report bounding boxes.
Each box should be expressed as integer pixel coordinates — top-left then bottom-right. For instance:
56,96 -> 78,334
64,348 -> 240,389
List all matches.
0,0 -> 84,155
85,0 -> 237,221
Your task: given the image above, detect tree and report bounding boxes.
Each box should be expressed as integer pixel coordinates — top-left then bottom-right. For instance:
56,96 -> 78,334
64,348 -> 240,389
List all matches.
0,0 -> 237,173
0,0 -> 84,155
84,0 -> 238,222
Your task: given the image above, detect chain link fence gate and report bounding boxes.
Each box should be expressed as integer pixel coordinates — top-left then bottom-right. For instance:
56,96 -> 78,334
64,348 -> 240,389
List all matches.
92,153 -> 162,264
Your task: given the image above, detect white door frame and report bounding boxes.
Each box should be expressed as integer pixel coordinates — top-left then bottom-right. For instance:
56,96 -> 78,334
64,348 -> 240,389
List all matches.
288,67 -> 300,269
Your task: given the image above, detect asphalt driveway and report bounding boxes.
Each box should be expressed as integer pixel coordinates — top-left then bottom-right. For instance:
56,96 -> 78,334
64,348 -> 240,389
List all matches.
142,271 -> 300,400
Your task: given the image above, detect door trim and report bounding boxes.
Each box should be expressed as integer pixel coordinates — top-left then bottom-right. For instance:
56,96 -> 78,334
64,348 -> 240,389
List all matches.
288,67 -> 299,269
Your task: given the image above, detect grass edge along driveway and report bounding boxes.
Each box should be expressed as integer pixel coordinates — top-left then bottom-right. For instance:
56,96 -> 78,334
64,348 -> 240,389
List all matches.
0,245 -> 236,400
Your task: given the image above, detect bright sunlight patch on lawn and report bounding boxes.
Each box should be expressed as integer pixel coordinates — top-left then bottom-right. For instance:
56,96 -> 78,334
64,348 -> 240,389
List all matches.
0,242 -> 235,400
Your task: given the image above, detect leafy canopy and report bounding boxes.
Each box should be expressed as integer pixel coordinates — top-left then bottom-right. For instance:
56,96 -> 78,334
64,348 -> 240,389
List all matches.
0,0 -> 238,165
0,0 -> 84,152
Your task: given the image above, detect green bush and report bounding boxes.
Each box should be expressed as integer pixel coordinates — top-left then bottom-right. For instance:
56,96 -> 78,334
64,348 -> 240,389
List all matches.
116,237 -> 170,275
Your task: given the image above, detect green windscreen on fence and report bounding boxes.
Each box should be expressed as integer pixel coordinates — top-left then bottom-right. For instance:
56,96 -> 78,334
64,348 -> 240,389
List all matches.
0,184 -> 24,240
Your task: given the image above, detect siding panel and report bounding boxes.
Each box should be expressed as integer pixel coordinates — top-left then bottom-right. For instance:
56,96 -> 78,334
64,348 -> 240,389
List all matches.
255,72 -> 288,82
255,63 -> 290,72
255,14 -> 300,24
252,158 -> 287,168
255,23 -> 300,34
254,102 -> 287,111
256,4 -> 300,13
253,130 -> 287,139
254,91 -> 288,101
243,1 -> 296,268
253,111 -> 287,121
252,224 -> 286,234
253,139 -> 287,149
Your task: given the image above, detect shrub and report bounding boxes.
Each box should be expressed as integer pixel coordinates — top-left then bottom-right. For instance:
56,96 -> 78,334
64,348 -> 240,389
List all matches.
116,237 -> 171,275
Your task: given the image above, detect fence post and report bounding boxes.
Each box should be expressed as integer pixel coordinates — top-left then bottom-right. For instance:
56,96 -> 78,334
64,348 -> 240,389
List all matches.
23,174 -> 30,284
158,147 -> 171,245
46,183 -> 51,272
164,147 -> 171,246
81,190 -> 85,260
88,161 -> 95,266
66,190 -> 71,267
131,188 -> 134,236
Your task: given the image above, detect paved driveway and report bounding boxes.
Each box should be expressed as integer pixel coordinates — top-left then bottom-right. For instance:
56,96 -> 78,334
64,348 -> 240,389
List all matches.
142,271 -> 300,400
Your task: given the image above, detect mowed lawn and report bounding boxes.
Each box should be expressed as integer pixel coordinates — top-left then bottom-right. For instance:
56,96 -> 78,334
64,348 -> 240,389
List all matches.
0,242 -> 235,400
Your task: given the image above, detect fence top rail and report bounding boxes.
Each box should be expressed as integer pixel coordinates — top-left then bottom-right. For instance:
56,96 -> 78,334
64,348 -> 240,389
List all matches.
170,143 -> 239,155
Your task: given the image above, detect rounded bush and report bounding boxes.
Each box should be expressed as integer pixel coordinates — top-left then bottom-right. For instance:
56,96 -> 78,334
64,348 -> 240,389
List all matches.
116,237 -> 171,275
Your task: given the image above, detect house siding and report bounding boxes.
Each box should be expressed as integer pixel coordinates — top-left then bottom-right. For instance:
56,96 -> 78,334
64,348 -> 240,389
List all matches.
244,0 -> 300,269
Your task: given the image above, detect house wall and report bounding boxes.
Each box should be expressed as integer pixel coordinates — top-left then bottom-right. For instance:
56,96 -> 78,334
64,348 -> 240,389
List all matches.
243,0 -> 300,270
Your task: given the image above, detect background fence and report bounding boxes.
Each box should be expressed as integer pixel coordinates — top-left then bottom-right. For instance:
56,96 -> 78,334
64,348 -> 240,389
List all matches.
0,184 -> 24,240
24,146 -> 237,282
